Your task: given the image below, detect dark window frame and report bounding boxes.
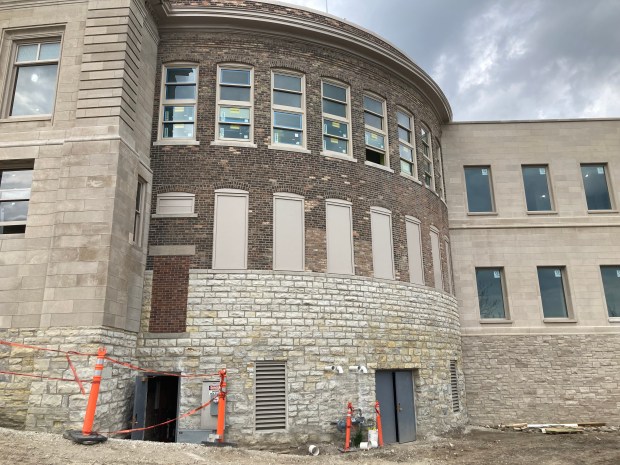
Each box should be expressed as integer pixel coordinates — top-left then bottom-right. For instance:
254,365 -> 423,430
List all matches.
581,163 -> 614,211
522,164 -> 554,212
537,266 -> 572,319
475,267 -> 509,320
600,265 -> 620,318
464,165 -> 496,213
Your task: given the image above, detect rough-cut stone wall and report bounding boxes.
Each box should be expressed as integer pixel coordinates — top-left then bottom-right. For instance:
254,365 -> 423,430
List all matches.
138,271 -> 466,444
0,327 -> 137,432
462,334 -> 620,425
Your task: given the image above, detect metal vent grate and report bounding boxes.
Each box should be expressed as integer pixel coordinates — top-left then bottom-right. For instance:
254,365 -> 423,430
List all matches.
450,360 -> 460,412
255,361 -> 287,431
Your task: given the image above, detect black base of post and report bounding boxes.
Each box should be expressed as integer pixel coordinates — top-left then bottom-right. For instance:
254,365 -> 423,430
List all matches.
63,430 -> 108,445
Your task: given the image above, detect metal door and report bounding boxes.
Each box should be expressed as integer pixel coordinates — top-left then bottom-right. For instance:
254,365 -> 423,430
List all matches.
131,376 -> 148,440
375,371 -> 397,444
394,371 -> 416,442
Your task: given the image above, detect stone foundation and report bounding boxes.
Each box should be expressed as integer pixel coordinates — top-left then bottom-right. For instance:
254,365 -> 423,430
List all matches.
462,334 -> 620,425
138,270 -> 466,444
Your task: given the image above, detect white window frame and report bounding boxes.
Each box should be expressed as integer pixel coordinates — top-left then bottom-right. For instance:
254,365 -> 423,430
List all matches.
156,63 -> 198,144
269,70 -> 307,152
321,79 -> 352,159
397,108 -> 417,180
0,163 -> 34,235
436,140 -> 446,200
215,64 -> 254,145
131,177 -> 147,247
154,192 -> 196,218
420,124 -> 435,191
363,93 -> 389,169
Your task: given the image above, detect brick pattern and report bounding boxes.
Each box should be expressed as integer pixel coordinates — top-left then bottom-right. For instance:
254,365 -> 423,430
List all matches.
149,256 -> 191,333
463,334 -> 620,425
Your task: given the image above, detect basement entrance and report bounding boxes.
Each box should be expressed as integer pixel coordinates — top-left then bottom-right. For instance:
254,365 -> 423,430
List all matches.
375,370 -> 417,444
131,375 -> 179,442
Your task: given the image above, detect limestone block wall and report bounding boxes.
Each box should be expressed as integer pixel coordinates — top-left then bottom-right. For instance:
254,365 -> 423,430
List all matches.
138,270 -> 466,444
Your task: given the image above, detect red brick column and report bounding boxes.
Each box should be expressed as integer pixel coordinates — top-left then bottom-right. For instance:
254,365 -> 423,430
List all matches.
149,255 -> 191,333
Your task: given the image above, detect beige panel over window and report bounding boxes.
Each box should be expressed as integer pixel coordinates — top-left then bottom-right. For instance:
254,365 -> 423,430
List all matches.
430,226 -> 443,290
326,199 -> 354,274
156,192 -> 195,215
370,207 -> 394,280
405,216 -> 424,285
213,189 -> 248,269
273,193 -> 305,271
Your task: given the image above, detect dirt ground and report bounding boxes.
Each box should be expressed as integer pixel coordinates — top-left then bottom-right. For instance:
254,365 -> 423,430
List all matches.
0,426 -> 618,465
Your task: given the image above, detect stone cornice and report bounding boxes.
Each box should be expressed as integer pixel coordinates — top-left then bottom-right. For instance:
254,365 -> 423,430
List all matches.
0,0 -> 86,10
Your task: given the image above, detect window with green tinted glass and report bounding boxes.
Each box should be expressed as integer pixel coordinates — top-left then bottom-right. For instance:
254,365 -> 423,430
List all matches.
537,267 -> 570,318
601,266 -> 620,318
272,72 -> 304,147
581,164 -> 612,210
476,268 -> 507,319
322,81 -> 350,155
522,165 -> 553,211
465,166 -> 494,212
160,66 -> 197,140
217,66 -> 253,141
364,95 -> 387,166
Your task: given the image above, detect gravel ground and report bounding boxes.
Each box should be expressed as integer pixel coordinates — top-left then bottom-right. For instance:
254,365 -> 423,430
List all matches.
0,426 -> 618,465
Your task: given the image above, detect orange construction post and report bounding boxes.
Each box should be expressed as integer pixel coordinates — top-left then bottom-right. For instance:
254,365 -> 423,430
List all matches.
216,369 -> 227,442
344,402 -> 353,451
82,347 -> 107,435
375,401 -> 384,447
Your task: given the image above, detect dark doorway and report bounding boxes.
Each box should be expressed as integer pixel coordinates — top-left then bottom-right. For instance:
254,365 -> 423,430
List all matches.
131,375 -> 179,442
375,370 -> 416,444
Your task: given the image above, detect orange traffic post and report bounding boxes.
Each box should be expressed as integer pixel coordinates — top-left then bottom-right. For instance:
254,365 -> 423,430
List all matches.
375,401 -> 384,447
216,369 -> 227,442
82,347 -> 107,435
344,401 -> 353,451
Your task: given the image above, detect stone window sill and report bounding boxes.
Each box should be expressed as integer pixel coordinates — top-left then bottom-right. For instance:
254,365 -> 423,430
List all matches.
267,144 -> 311,154
527,210 -> 558,215
210,140 -> 257,148
152,213 -> 198,219
608,317 -> 620,323
143,332 -> 190,339
0,115 -> 52,123
542,318 -> 578,323
467,211 -> 498,216
0,233 -> 25,239
364,161 -> 394,173
399,172 -> 422,185
587,209 -> 619,214
153,139 -> 200,146
479,319 -> 513,324
321,151 -> 357,162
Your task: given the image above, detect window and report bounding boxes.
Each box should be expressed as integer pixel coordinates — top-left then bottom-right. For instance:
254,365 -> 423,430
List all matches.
475,268 -> 507,319
370,207 -> 394,280
0,165 -> 33,234
213,189 -> 249,269
405,216 -> 424,285
155,192 -> 195,216
217,66 -> 253,142
464,166 -> 495,213
325,199 -> 354,274
364,95 -> 388,166
430,227 -> 443,290
255,361 -> 287,431
159,66 -> 197,140
420,125 -> 434,189
581,164 -> 613,211
273,193 -> 305,271
601,266 -> 620,318
537,267 -> 570,318
436,142 -> 446,200
321,81 -> 350,155
522,165 -> 553,212
271,72 -> 305,148
397,110 -> 416,178
9,40 -> 61,117
132,178 -> 146,246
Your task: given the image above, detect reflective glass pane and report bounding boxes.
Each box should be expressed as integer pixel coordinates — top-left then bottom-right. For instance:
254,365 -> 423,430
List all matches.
420,127 -> 429,143
323,119 -> 348,138
274,74 -> 301,92
424,172 -> 432,188
273,90 -> 302,108
11,64 -> 58,116
398,127 -> 411,143
163,106 -> 194,122
274,128 -> 302,145
16,44 -> 38,62
422,142 -> 431,157
274,111 -> 302,129
323,136 -> 348,154
364,112 -> 382,130
219,123 -> 250,140
476,268 -> 506,318
166,68 -> 196,83
522,166 -> 552,211
601,266 -> 620,318
581,165 -> 612,210
0,200 -> 29,222
220,86 -> 250,102
219,107 -> 250,123
165,84 -> 195,100
365,130 -> 385,150
220,69 -> 250,85
322,99 -> 346,118
399,144 -> 413,162
39,42 -> 61,61
322,82 -> 347,102
397,111 -> 410,129
163,123 -> 194,139
363,95 -> 383,115
1,170 -> 33,190
400,160 -> 412,176
0,188 -> 30,201
465,167 -> 494,212
537,267 -> 568,318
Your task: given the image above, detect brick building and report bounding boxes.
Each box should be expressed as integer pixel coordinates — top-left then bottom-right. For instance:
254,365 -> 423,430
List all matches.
0,0 -> 617,446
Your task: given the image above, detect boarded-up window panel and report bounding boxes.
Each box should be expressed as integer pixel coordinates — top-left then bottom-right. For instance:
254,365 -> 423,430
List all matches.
255,361 -> 287,431
326,200 -> 354,275
273,194 -> 304,271
445,239 -> 454,294
430,228 -> 443,290
370,207 -> 394,280
213,190 -> 248,270
157,192 -> 195,215
406,217 -> 424,285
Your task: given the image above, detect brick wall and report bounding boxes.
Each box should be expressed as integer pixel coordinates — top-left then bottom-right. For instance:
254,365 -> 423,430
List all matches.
149,256 -> 191,333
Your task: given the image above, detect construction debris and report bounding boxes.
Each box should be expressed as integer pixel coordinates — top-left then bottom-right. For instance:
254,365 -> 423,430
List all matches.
495,422 -> 614,434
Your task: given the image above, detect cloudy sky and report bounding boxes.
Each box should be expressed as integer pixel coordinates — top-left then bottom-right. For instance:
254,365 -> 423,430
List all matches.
272,0 -> 620,121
